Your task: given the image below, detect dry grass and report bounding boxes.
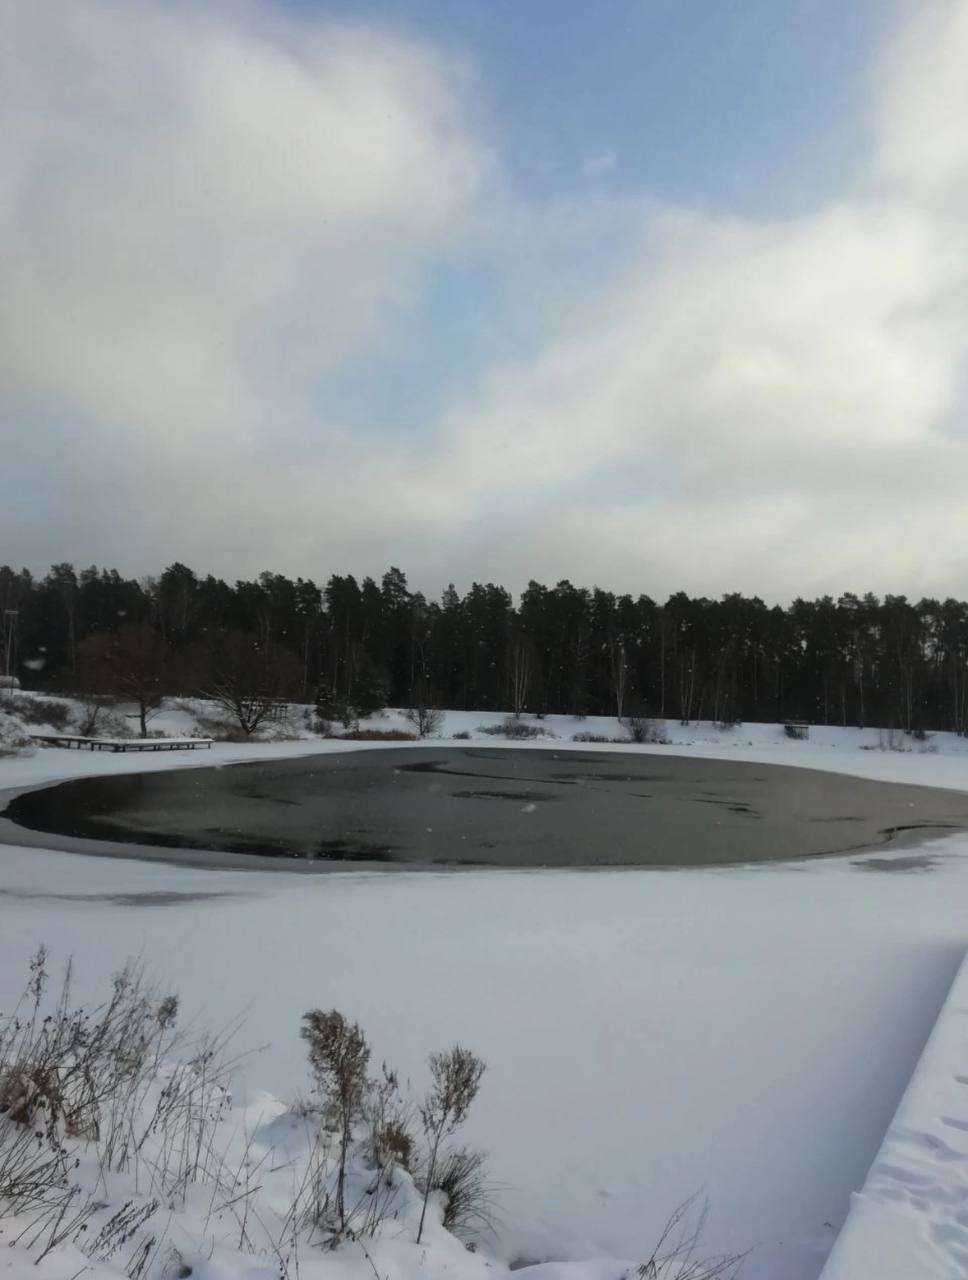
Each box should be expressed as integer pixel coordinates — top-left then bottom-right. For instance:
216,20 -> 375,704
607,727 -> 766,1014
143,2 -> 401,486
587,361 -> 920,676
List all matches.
195,717 -> 254,743
423,1145 -> 497,1241
636,1194 -> 749,1279
478,717 -> 555,740
0,950 -> 245,1277
331,729 -> 417,742
1,953 -> 239,1189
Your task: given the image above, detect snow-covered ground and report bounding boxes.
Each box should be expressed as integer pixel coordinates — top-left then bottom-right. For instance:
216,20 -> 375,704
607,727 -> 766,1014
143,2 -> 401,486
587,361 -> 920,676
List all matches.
1,704 -> 967,1280
819,952 -> 968,1279
7,698 -> 968,794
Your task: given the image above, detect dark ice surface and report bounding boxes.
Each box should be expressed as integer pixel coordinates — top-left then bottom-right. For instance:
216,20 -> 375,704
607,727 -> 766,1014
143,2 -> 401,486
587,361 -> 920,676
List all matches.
4,748 -> 968,871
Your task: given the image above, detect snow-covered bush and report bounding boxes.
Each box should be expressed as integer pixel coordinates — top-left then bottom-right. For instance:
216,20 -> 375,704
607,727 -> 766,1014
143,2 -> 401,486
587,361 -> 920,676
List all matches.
0,693 -> 72,730
0,708 -> 34,756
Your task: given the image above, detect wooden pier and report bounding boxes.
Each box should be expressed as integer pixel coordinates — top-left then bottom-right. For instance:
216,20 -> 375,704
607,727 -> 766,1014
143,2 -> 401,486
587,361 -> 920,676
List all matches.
30,734 -> 214,753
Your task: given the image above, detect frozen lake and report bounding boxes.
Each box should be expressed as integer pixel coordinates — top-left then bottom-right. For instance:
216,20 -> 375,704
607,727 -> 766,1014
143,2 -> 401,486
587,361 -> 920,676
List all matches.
5,747 -> 968,868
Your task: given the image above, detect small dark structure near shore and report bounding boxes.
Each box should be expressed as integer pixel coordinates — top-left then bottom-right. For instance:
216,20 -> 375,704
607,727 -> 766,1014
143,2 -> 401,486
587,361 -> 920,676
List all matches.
784,722 -> 810,740
30,733 -> 213,753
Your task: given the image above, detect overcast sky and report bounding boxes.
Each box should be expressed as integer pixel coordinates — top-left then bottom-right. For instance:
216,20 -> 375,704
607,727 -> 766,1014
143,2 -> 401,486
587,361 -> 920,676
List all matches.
4,0 -> 968,603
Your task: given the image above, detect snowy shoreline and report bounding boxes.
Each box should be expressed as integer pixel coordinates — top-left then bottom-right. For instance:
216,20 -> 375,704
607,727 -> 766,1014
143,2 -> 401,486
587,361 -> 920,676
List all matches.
8,705 -> 968,795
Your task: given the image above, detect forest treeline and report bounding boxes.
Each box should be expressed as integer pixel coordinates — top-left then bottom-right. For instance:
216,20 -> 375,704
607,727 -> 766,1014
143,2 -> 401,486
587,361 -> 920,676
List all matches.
2,561 -> 968,732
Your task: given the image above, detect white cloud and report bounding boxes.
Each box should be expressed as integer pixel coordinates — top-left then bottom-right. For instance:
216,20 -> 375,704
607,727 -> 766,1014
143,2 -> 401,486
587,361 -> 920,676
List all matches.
873,0 -> 968,201
1,0 -> 487,546
5,0 -> 968,603
418,2 -> 968,599
439,202 -> 962,490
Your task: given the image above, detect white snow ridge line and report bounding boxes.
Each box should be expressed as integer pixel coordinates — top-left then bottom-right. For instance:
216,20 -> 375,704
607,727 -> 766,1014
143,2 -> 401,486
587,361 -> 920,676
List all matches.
819,950 -> 968,1280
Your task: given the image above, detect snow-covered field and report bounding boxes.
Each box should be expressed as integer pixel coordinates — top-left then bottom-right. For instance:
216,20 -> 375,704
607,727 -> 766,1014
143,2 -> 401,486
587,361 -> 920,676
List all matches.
1,704 -> 967,1280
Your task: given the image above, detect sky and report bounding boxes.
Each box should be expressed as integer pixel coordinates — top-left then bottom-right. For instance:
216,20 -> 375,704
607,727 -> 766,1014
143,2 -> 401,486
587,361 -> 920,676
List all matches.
4,0 -> 968,603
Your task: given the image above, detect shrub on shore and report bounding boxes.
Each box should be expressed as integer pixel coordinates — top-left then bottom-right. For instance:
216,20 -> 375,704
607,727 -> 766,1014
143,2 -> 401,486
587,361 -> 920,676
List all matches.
329,728 -> 417,742
0,709 -> 34,756
0,694 -> 72,731
478,717 -> 556,740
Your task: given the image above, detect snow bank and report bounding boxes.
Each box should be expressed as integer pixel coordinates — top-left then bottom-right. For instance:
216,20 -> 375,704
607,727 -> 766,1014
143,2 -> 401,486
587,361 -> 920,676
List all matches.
819,952 -> 968,1280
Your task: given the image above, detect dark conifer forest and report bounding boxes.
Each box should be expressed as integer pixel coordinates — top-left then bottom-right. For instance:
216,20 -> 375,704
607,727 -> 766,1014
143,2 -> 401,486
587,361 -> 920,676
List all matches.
2,561 -> 967,731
